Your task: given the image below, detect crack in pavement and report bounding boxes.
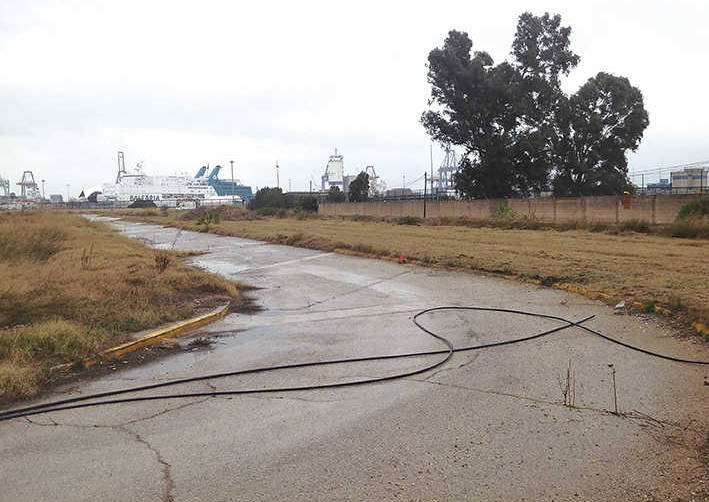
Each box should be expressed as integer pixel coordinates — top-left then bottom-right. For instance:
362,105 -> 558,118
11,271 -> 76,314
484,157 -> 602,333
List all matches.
19,396 -> 211,428
122,397 -> 212,425
22,417 -> 176,502
244,394 -> 343,404
125,427 -> 175,502
423,354 -> 479,380
404,377 -> 701,433
276,269 -> 415,312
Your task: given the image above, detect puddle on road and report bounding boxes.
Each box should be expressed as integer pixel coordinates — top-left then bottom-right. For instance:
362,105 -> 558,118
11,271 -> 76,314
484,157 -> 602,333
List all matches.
189,259 -> 251,276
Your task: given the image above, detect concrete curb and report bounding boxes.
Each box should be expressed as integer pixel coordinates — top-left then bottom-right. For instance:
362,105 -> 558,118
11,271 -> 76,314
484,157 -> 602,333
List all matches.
51,304 -> 230,373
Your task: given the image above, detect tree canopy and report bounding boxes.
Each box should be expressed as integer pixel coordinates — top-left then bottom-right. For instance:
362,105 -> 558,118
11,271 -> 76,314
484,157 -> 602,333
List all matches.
327,185 -> 346,202
422,12 -> 648,198
551,72 -> 649,196
248,187 -> 289,210
347,172 -> 370,202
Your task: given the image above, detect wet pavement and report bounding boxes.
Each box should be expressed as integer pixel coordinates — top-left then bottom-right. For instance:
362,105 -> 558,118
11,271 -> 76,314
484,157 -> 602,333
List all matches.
1,217 -> 708,501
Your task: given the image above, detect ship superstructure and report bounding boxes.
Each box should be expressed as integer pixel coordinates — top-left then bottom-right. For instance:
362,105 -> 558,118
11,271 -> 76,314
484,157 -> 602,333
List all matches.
203,165 -> 253,202
321,149 -> 344,191
101,153 -> 241,206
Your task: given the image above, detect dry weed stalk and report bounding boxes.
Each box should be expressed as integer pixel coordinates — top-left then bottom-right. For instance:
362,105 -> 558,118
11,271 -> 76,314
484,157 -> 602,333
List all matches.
558,359 -> 576,407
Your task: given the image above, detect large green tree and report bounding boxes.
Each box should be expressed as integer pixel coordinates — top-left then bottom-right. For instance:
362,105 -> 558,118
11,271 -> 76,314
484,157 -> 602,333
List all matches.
248,187 -> 289,210
422,12 -> 647,198
551,73 -> 649,195
347,172 -> 370,202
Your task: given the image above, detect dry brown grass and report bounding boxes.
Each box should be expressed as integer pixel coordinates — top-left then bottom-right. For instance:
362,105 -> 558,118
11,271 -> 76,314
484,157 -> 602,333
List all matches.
0,210 -> 245,402
108,208 -> 709,330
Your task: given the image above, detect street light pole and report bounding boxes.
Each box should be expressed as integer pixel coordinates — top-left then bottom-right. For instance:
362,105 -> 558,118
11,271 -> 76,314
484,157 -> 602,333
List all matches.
230,160 -> 235,205
423,172 -> 428,218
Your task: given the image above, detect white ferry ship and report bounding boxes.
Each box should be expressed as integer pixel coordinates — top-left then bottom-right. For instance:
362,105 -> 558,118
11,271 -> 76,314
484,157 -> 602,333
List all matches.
100,157 -> 241,207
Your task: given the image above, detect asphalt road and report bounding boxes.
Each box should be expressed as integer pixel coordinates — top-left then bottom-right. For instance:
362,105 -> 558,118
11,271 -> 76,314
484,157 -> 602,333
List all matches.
1,218 -> 708,501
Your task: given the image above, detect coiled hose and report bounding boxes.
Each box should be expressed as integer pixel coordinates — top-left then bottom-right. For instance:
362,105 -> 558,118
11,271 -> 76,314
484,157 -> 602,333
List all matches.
0,306 -> 706,422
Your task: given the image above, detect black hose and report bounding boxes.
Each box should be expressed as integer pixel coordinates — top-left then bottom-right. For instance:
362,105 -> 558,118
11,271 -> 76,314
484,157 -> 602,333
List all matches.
0,306 -> 705,422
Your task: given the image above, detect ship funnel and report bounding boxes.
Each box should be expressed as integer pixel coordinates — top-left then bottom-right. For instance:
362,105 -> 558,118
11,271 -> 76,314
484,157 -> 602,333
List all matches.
208,165 -> 223,180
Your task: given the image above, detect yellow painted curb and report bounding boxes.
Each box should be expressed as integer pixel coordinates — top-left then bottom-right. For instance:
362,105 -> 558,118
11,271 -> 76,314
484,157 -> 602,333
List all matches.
86,304 -> 230,366
51,305 -> 230,373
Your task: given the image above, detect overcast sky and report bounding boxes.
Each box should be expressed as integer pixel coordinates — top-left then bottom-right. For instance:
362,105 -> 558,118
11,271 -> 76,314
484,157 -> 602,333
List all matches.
1,0 -> 707,197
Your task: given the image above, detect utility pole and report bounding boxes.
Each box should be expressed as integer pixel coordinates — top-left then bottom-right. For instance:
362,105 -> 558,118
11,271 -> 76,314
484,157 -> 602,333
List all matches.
41,179 -> 45,200
66,184 -> 70,203
230,160 -> 235,204
276,161 -> 280,189
423,172 -> 428,218
309,180 -> 312,194
430,143 -> 434,200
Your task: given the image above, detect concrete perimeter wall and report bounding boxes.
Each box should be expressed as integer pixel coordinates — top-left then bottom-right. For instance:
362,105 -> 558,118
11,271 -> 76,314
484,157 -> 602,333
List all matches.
319,194 -> 701,224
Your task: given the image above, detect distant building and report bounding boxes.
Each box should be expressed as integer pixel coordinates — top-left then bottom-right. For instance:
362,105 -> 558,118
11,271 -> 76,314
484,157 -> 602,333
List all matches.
671,167 -> 708,193
321,149 -> 344,192
50,194 -> 63,204
646,178 -> 672,194
384,188 -> 414,198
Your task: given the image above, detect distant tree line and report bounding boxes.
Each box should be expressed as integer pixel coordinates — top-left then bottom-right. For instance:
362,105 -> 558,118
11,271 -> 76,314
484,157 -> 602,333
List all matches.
422,12 -> 649,198
248,187 -> 318,212
325,171 -> 370,203
248,171 -> 372,213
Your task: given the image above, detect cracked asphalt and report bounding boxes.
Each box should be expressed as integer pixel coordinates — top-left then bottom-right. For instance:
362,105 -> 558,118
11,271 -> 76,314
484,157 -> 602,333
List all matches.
1,217 -> 708,501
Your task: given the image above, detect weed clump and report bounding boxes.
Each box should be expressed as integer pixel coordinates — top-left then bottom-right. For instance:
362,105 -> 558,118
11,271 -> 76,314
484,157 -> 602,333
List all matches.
643,300 -> 657,313
154,250 -> 173,272
677,196 -> 709,219
618,219 -> 650,233
197,211 -> 221,225
396,216 -> 423,225
665,197 -> 709,239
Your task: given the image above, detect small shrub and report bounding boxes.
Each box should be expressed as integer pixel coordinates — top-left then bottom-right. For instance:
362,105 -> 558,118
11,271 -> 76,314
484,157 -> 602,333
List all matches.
154,251 -> 172,272
643,300 -> 657,313
188,337 -> 212,347
666,217 -> 709,239
256,207 -> 278,216
494,203 -> 515,219
619,219 -> 650,233
197,212 -> 221,225
589,222 -> 609,233
396,216 -> 423,225
128,199 -> 158,209
677,196 -> 709,219
557,221 -> 581,231
347,214 -> 378,222
80,243 -> 94,270
299,196 -> 319,213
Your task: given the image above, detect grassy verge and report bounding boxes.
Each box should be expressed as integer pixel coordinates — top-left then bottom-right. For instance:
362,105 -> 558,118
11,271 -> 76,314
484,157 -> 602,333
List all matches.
105,206 -> 708,333
0,211 -> 246,402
